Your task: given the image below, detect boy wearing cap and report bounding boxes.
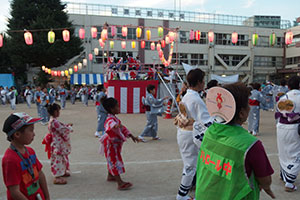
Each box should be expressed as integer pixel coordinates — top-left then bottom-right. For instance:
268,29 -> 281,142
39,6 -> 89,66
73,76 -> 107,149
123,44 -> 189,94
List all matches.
2,113 -> 50,200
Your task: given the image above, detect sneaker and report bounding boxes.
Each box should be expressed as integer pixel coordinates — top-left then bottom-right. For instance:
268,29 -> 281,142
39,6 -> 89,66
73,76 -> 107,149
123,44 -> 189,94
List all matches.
252,131 -> 257,136
176,194 -> 194,200
95,132 -> 101,138
138,136 -> 147,143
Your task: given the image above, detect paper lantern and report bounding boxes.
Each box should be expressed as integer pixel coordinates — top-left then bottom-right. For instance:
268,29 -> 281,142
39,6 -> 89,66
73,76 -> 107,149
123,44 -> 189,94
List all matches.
0,34 -> 3,47
158,27 -> 164,38
156,43 -> 161,51
110,41 -> 114,49
91,27 -> 97,38
51,70 -> 54,76
89,53 -> 93,61
101,29 -> 108,41
136,27 -> 142,38
44,68 -> 48,73
65,70 -> 69,76
122,26 -> 128,37
83,59 -> 87,66
151,42 -> 155,51
99,38 -> 105,48
131,41 -> 136,49
189,30 -> 194,40
62,29 -> 70,42
111,25 -> 116,37
79,28 -> 85,40
42,65 -> 45,71
54,71 -> 58,76
121,41 -> 126,49
165,36 -> 170,44
158,50 -> 163,58
195,30 -> 201,41
58,71 -> 61,76
146,30 -> 151,40
78,62 -> 83,70
61,71 -> 64,76
48,30 -> 55,44
285,31 -> 293,45
269,32 -> 276,46
141,40 -> 145,49
161,40 -> 166,48
74,65 -> 78,72
24,31 -> 33,45
208,31 -> 214,43
94,48 -> 99,55
232,32 -> 238,44
48,69 -> 51,74
252,33 -> 258,46
69,68 -> 73,75
169,32 -> 175,42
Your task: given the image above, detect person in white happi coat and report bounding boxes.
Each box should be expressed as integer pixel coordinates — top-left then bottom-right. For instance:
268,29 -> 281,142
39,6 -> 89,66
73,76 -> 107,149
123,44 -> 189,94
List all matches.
59,84 -> 67,109
0,86 -> 7,105
248,83 -> 267,136
275,76 -> 300,192
24,86 -> 33,108
7,86 -> 16,110
176,69 -> 213,200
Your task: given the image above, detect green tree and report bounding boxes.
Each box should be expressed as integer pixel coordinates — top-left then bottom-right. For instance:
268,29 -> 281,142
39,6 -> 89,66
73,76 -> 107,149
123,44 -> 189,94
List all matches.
6,0 -> 83,85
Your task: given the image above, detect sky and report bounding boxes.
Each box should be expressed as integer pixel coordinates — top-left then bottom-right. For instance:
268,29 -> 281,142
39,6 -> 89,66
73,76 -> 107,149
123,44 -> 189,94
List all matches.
0,0 -> 299,32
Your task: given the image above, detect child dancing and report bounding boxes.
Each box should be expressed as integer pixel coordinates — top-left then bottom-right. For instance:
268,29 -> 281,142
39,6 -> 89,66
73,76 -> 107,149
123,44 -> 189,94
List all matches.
99,97 -> 139,190
43,103 -> 73,184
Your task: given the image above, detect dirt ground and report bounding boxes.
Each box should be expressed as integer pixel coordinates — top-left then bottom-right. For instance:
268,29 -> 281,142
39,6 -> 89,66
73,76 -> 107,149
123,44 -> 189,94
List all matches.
0,101 -> 299,200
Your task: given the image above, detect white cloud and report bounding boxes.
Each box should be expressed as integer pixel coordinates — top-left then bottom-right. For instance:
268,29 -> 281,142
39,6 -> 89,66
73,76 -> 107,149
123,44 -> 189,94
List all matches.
243,0 -> 255,8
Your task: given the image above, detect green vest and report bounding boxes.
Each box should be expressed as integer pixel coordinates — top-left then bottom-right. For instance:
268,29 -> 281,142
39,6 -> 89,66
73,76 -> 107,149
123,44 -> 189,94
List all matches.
195,123 -> 260,200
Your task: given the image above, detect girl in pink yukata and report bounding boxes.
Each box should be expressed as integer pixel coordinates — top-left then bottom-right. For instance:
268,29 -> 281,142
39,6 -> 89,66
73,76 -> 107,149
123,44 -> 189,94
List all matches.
99,97 -> 139,190
47,103 -> 73,184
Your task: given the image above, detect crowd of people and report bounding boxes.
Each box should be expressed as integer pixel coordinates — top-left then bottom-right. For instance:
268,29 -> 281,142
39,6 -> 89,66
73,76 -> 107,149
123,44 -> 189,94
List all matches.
1,70 -> 300,200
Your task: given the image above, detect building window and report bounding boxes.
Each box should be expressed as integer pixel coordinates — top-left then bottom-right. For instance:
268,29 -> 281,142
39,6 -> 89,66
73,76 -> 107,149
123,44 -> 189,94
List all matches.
116,27 -> 126,39
180,14 -> 185,20
111,8 -> 118,15
145,41 -> 151,50
179,31 -> 188,43
215,55 -> 248,66
190,54 -> 208,65
95,51 -> 104,64
158,12 -> 164,17
96,26 -> 102,40
124,9 -> 129,15
127,28 -> 136,40
254,56 -> 283,67
147,11 -> 152,17
286,56 -> 300,65
169,13 -> 174,18
135,10 -> 141,16
179,53 -> 188,64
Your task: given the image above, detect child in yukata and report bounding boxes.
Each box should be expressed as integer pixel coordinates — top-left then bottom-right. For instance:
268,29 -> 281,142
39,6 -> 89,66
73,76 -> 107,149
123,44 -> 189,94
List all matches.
138,84 -> 168,142
44,103 -> 73,185
99,97 -> 139,190
94,84 -> 107,138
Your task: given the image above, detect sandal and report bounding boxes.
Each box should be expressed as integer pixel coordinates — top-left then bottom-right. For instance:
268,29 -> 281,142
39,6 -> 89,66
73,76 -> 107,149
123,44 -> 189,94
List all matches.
152,136 -> 161,140
138,136 -> 147,143
118,182 -> 133,190
62,172 -> 71,177
285,184 -> 297,192
53,177 -> 67,185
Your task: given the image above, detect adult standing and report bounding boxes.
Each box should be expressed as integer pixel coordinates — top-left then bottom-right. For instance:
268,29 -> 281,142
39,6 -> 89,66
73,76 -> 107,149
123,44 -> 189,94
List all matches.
176,69 -> 213,200
275,75 -> 300,192
24,86 -> 33,108
70,86 -> 76,105
59,84 -> 67,109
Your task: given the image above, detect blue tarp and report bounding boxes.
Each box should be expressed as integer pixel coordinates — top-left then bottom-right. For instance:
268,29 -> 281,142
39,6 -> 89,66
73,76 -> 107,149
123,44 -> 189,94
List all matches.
0,74 -> 14,88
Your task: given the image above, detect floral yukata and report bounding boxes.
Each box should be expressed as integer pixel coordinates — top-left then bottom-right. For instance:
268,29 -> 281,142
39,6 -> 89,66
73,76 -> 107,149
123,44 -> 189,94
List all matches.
99,114 -> 131,176
48,117 -> 72,177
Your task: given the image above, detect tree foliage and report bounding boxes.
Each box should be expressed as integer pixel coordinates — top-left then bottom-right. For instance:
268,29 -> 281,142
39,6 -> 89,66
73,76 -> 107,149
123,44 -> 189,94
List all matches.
4,0 -> 83,84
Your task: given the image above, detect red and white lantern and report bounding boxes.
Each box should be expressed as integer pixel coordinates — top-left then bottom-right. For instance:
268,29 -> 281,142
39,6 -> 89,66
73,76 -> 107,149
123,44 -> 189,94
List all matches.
232,32 -> 238,44
161,40 -> 166,48
54,71 -> 58,76
121,41 -> 126,49
208,31 -> 214,43
89,53 -> 93,61
0,34 -> 3,47
165,36 -> 170,44
169,32 -> 175,42
62,29 -> 70,42
195,30 -> 201,41
156,43 -> 161,51
151,42 -> 155,51
122,26 -> 128,37
101,29 -> 108,41
158,50 -> 163,58
94,48 -> 99,55
74,65 -> 78,72
99,38 -> 105,48
24,31 -> 33,45
58,71 -> 61,76
141,40 -> 145,49
91,27 -> 97,38
79,28 -> 85,40
83,59 -> 87,66
189,30 -> 194,40
285,31 -> 293,45
111,25 -> 116,37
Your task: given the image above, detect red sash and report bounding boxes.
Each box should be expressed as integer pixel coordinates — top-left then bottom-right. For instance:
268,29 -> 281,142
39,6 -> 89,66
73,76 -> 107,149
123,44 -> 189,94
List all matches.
249,99 -> 260,106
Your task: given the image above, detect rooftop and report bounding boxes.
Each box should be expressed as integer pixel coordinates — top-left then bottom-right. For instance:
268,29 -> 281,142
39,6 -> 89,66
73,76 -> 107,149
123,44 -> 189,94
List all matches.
63,2 -> 291,29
